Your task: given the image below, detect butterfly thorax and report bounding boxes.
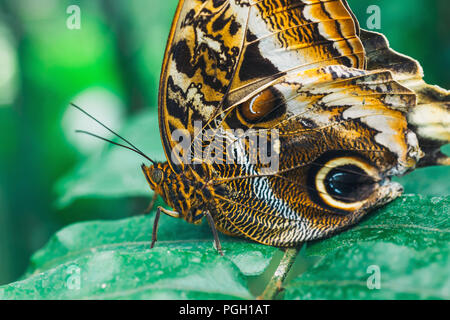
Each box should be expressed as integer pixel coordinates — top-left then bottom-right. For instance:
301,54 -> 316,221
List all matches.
141,162 -> 223,224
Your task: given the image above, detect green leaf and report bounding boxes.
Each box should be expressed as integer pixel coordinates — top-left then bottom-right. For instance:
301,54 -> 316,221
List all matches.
395,166 -> 450,196
284,195 -> 450,300
0,211 -> 278,300
2,195 -> 449,300
55,108 -> 165,208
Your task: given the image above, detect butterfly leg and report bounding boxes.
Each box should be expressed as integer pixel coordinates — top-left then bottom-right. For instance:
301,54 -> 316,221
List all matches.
204,211 -> 223,256
143,192 -> 158,214
151,206 -> 180,249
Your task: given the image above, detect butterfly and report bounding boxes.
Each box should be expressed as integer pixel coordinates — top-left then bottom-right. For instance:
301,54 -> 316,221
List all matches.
76,0 -> 449,255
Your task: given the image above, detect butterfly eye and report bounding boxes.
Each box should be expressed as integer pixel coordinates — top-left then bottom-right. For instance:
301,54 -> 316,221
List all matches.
151,168 -> 163,185
314,157 -> 379,212
239,88 -> 285,123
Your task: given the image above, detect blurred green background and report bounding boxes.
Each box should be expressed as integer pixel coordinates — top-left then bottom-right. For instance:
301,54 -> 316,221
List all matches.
0,0 -> 448,286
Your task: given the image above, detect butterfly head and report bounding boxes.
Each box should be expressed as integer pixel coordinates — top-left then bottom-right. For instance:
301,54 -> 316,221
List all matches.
141,163 -> 166,192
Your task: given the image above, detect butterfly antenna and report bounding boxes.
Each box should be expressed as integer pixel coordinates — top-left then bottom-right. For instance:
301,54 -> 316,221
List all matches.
71,103 -> 156,165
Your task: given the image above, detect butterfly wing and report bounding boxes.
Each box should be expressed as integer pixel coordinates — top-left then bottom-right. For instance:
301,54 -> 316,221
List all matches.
158,0 -> 448,245
159,0 -> 366,171
360,29 -> 450,167
209,64 -> 421,245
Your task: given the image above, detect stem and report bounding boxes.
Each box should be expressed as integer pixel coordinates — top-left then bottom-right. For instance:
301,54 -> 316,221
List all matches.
258,245 -> 302,300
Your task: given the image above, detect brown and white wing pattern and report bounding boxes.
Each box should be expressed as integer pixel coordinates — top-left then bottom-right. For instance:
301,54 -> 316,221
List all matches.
159,0 -> 366,171
360,29 -> 450,166
156,0 -> 449,245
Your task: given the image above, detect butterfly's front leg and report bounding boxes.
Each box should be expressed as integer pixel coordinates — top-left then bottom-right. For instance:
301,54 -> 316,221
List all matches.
143,192 -> 158,214
204,211 -> 224,256
151,206 -> 180,249
185,208 -> 224,256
